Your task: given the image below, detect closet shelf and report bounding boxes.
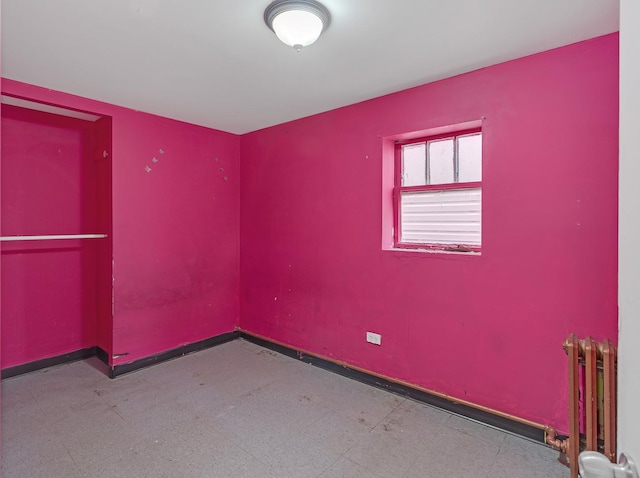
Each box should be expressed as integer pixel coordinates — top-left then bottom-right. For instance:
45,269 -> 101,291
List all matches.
0,234 -> 108,242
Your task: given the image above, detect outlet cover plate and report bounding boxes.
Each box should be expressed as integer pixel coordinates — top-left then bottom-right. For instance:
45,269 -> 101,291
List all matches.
366,332 -> 382,345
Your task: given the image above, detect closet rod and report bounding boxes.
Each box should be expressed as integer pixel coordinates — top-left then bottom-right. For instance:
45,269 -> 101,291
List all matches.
0,234 -> 108,242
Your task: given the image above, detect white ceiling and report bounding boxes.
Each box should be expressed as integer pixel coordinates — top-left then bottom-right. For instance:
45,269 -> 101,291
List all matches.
1,0 -> 619,134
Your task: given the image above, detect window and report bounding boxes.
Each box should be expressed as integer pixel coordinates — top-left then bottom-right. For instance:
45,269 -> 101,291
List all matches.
394,128 -> 482,251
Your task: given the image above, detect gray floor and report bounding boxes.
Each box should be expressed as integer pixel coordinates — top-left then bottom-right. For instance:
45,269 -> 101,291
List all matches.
1,339 -> 569,477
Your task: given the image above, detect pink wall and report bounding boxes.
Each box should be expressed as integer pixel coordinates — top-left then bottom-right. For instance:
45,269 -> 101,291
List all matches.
1,79 -> 241,366
93,117 -> 114,356
1,13 -> 3,448
1,106 -> 101,367
240,34 -> 619,432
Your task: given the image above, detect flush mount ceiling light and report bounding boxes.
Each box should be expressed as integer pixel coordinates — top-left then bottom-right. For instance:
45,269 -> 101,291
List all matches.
264,0 -> 331,52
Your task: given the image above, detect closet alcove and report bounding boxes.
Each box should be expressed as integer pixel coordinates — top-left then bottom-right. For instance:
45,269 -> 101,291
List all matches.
1,96 -> 113,376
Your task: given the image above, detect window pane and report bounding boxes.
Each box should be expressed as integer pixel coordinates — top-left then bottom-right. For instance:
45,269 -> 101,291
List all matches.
402,143 -> 426,186
428,139 -> 454,185
400,188 -> 481,246
458,133 -> 482,182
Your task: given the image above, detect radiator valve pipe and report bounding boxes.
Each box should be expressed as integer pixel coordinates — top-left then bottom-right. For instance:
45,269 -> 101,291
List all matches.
545,427 -> 569,454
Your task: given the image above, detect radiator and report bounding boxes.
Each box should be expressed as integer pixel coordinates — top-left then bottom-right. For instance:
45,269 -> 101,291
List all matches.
549,334 -> 618,478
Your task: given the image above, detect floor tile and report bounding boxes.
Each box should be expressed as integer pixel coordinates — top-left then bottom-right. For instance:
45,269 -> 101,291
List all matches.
444,413 -> 508,447
344,425 -> 425,477
1,433 -> 84,478
404,425 -> 500,478
374,399 -> 450,443
297,410 -> 375,455
263,434 -> 341,478
319,456 -> 380,478
487,434 -> 569,477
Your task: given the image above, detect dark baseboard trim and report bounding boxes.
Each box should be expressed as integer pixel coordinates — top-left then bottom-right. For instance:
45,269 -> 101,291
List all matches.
2,347 -> 98,379
2,332 -> 240,380
239,332 -> 550,445
96,346 -> 110,366
109,331 -> 240,378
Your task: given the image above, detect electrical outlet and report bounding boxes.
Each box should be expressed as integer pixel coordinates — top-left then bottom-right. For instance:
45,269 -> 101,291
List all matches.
366,332 -> 382,345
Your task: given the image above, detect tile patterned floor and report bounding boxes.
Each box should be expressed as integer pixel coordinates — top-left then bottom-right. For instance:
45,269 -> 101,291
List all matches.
1,339 -> 569,477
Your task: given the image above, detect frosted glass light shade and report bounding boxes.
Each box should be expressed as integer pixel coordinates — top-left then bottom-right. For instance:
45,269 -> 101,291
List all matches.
264,0 -> 331,51
273,10 -> 323,49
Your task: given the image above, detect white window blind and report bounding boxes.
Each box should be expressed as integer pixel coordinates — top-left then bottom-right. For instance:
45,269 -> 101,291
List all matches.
400,188 -> 481,246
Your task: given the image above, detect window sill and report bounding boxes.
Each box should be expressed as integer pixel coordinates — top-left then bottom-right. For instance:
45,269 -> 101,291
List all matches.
383,247 -> 481,259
